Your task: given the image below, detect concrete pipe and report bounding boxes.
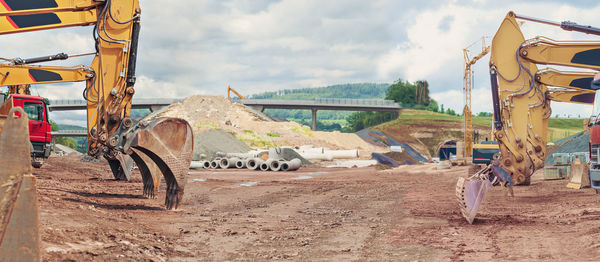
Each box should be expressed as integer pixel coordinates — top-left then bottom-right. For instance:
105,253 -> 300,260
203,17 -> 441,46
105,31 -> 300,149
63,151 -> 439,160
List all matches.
281,158 -> 302,171
226,151 -> 261,159
269,159 -> 283,171
299,147 -> 325,154
210,159 -> 220,169
324,149 -> 359,159
299,152 -> 333,161
203,161 -> 211,169
298,145 -> 314,150
246,158 -> 263,170
190,161 -> 206,169
260,159 -> 273,171
220,157 -> 239,169
235,159 -> 246,169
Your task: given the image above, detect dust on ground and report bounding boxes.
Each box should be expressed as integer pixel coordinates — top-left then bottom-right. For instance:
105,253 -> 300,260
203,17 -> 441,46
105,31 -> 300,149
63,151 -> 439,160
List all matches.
158,95 -> 383,157
36,154 -> 600,261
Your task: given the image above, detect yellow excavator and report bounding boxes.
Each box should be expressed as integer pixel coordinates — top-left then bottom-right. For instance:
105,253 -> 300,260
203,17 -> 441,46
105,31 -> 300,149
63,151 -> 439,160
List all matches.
0,61 -> 141,180
0,1 -> 193,259
457,11 -> 600,223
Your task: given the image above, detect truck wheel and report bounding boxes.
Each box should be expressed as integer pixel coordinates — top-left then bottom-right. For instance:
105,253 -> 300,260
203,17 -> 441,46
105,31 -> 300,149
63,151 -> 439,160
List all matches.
32,161 -> 43,168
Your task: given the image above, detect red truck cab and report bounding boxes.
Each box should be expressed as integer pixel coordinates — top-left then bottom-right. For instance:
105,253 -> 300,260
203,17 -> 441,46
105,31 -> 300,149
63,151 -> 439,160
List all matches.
5,94 -> 52,167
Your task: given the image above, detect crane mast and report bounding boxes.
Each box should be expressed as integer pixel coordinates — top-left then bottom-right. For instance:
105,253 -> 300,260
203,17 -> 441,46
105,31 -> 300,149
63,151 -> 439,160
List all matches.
463,37 -> 490,158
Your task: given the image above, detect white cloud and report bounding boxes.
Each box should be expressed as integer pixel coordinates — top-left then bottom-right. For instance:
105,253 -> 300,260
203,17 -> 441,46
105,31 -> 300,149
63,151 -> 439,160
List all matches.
0,0 -> 599,124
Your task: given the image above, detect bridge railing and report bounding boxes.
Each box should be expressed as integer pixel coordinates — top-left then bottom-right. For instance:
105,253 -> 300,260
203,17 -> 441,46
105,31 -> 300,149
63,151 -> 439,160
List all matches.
314,98 -> 397,106
243,98 -> 400,107
49,99 -> 86,105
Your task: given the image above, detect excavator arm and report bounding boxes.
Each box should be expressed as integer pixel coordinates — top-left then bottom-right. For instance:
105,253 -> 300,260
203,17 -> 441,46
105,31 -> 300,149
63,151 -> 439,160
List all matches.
537,69 -> 596,105
457,11 -> 600,223
0,0 -> 100,34
0,63 -> 93,86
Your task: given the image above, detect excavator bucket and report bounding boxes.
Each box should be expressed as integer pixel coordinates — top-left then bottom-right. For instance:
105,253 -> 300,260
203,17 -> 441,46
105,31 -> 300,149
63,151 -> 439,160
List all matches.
123,117 -> 193,210
456,176 -> 493,224
567,158 -> 590,189
0,107 -> 40,261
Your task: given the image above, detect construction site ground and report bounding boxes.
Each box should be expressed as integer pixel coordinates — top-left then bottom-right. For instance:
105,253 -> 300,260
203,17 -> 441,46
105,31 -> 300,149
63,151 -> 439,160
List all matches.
37,155 -> 600,261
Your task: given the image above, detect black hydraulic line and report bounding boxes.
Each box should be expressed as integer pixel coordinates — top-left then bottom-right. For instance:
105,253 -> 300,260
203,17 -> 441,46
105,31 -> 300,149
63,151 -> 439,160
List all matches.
514,13 -> 600,36
560,21 -> 600,36
490,68 -> 503,130
14,53 -> 68,65
126,18 -> 140,87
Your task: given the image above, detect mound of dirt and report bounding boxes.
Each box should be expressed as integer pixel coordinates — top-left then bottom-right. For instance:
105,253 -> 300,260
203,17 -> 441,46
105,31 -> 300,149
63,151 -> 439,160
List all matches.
159,95 -> 383,156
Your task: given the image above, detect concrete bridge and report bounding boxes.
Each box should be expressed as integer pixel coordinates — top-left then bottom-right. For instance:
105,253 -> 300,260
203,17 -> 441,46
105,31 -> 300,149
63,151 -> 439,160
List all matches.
241,98 -> 401,130
52,130 -> 87,137
48,98 -> 183,112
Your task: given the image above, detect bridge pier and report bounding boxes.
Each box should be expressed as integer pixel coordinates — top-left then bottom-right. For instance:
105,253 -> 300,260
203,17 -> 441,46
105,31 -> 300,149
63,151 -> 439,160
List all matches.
311,108 -> 317,131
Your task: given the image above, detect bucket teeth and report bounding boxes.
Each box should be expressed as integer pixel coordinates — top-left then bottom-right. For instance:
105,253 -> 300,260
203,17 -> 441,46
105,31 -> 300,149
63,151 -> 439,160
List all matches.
126,118 -> 193,210
106,153 -> 135,181
130,148 -> 161,199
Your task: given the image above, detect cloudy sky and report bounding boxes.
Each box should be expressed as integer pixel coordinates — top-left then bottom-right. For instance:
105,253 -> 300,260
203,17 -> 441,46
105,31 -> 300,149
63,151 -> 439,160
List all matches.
1,0 -> 599,125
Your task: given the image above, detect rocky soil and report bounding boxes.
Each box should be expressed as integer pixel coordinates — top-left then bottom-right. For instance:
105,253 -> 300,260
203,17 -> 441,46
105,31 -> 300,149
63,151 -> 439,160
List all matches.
34,155 -> 600,261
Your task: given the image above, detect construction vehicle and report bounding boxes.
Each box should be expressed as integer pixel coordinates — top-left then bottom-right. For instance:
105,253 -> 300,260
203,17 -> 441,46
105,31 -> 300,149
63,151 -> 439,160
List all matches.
0,0 -> 193,261
457,11 -> 600,223
0,63 -> 94,168
0,1 -> 194,259
0,61 -> 138,180
227,85 -> 246,101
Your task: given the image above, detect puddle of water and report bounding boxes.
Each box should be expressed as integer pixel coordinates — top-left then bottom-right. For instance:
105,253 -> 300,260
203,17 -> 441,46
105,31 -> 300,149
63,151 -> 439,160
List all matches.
307,171 -> 328,175
191,178 -> 206,182
239,181 -> 259,187
292,175 -> 313,180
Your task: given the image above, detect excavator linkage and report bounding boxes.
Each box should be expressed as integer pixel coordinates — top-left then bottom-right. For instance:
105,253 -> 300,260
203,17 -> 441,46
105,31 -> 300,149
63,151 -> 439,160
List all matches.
0,107 -> 40,260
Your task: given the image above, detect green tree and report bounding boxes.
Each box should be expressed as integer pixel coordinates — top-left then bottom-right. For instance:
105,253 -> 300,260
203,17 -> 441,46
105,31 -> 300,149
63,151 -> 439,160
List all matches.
49,120 -> 80,150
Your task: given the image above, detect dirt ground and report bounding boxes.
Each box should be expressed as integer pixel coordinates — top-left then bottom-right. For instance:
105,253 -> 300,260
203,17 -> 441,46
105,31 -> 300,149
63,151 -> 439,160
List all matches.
34,155 -> 600,261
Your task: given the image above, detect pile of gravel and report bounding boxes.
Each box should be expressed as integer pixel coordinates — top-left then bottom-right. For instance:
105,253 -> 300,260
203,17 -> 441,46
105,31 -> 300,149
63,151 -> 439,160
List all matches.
193,129 -> 251,160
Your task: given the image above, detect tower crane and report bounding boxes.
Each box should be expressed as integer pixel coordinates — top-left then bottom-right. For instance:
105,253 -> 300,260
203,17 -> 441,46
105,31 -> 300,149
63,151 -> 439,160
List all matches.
463,37 -> 490,158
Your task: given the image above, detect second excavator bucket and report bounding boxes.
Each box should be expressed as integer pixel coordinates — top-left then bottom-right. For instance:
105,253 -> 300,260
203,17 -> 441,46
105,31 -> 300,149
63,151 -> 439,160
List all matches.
0,107 -> 40,261
567,158 -> 591,189
456,176 -> 493,224
122,117 -> 193,210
